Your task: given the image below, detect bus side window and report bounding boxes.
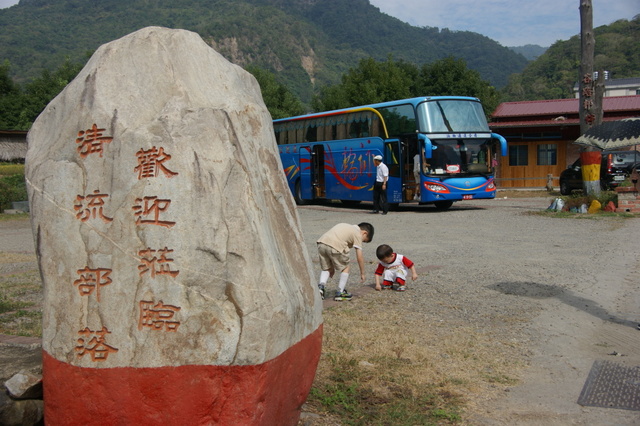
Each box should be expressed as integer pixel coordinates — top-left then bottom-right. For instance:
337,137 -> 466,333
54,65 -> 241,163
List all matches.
349,121 -> 369,138
384,142 -> 401,177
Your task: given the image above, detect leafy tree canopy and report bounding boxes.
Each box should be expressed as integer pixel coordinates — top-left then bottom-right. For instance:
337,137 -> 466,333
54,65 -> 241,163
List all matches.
246,66 -> 305,119
0,58 -> 82,130
501,16 -> 640,101
313,56 -> 499,118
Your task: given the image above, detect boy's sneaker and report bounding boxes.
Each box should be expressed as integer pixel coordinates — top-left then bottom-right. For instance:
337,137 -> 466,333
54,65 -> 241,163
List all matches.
382,283 -> 393,290
396,285 -> 406,292
334,290 -> 352,301
318,285 -> 325,300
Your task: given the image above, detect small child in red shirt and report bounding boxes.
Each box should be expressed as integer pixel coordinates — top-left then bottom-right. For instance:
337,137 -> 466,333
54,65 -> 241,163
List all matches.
374,244 -> 418,291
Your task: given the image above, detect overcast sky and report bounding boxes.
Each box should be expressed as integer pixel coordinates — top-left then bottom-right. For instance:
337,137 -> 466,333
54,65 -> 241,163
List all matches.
369,0 -> 638,46
1,0 -> 637,47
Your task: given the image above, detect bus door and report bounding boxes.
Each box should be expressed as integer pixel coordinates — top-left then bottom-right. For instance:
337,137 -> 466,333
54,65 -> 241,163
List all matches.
299,146 -> 313,201
384,140 -> 403,203
312,144 -> 326,198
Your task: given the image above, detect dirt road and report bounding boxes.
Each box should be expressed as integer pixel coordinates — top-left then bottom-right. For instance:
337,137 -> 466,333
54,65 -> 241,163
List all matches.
2,197 -> 639,424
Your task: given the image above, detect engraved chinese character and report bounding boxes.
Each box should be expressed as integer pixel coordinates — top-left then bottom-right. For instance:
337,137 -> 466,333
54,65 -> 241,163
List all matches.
134,147 -> 179,179
582,86 -> 593,98
76,327 -> 119,361
582,73 -> 593,85
76,124 -> 113,158
74,189 -> 114,223
74,267 -> 112,302
132,196 -> 175,228
583,99 -> 594,110
138,300 -> 181,332
138,247 -> 180,278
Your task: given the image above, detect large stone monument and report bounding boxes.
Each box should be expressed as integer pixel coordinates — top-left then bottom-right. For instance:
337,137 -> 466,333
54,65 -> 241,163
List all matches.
26,26 -> 322,425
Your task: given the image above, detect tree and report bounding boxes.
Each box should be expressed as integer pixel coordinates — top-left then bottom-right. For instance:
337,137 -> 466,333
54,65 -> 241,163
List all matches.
0,61 -> 24,130
246,66 -> 305,119
313,56 -> 418,111
579,0 -> 602,196
0,58 -> 82,130
313,56 -> 499,117
416,57 -> 500,117
19,58 -> 82,129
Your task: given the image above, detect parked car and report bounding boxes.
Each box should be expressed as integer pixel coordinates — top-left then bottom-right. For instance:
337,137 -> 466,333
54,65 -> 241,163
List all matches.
559,150 -> 640,195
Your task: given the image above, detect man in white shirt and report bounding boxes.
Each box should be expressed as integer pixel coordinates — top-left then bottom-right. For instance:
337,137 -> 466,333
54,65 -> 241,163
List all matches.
372,155 -> 389,214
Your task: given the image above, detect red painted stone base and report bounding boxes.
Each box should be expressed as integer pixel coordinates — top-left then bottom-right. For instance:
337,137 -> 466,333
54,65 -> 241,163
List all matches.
43,325 -> 322,425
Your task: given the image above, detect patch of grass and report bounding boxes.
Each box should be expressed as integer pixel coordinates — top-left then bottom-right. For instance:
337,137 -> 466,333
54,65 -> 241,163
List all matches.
531,210 -> 637,219
0,309 -> 42,337
0,262 -> 42,337
308,354 -> 462,425
0,164 -> 25,176
481,373 -> 518,385
0,212 -> 30,221
306,296 -> 525,425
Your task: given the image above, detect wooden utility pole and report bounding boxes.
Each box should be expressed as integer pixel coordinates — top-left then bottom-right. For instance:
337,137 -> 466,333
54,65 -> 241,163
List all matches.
578,0 -> 602,196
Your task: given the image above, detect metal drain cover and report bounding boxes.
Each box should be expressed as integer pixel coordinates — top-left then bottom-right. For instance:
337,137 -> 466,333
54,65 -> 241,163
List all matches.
578,360 -> 640,411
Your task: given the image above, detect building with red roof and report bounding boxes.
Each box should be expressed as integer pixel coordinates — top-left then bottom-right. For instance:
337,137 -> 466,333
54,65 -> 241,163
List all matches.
489,95 -> 640,188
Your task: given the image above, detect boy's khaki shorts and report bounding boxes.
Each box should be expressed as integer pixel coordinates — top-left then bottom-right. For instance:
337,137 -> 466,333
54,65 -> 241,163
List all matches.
317,243 -> 350,272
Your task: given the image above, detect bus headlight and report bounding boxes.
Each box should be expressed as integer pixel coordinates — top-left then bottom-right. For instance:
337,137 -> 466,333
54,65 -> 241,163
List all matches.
425,183 -> 450,193
486,180 -> 496,191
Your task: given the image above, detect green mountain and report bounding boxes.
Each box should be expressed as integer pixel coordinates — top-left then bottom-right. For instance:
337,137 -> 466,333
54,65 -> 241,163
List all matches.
0,0 -> 528,103
508,44 -> 547,61
502,16 -> 640,101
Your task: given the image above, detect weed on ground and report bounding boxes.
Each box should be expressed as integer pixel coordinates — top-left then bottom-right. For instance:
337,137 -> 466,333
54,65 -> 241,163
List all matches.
304,296 -> 526,425
0,253 -> 42,337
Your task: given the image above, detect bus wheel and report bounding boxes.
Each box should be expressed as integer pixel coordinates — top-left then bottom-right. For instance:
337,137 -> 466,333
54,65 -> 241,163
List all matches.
294,180 -> 308,205
433,200 -> 453,210
340,200 -> 361,207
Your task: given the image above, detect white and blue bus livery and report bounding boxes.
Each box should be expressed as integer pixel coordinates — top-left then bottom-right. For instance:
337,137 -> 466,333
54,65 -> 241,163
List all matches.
273,96 -> 507,210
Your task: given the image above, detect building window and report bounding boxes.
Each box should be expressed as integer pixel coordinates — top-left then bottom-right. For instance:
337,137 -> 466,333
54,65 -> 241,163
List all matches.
537,144 -> 557,166
509,145 -> 528,166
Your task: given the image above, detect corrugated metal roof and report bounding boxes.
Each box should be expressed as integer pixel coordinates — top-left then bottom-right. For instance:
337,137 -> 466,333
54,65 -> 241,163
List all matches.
492,95 -> 640,118
489,115 -> 636,128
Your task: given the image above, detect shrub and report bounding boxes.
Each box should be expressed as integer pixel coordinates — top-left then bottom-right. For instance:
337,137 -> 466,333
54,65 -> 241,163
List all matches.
0,174 -> 27,212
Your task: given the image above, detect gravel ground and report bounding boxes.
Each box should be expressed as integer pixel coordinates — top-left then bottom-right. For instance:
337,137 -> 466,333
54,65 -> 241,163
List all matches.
2,197 -> 640,425
296,197 -> 640,425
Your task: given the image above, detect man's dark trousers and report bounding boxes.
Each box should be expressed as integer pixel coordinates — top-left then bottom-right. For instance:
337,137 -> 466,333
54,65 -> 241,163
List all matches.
373,181 -> 388,214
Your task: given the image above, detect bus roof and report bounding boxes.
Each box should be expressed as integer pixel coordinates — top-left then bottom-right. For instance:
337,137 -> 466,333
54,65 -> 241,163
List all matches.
273,96 -> 482,123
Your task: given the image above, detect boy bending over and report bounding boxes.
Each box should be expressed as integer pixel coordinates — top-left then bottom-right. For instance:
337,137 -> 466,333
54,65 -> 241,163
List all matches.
317,222 -> 374,301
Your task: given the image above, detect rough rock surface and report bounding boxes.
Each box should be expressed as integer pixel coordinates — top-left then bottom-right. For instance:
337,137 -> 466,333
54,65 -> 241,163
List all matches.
25,26 -> 322,425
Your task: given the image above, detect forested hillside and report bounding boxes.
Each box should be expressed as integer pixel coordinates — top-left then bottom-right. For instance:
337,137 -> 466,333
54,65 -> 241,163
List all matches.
508,45 -> 547,61
502,16 -> 640,101
0,0 -> 528,102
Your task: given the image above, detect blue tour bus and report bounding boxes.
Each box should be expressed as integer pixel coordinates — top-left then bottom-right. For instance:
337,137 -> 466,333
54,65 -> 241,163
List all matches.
273,96 -> 507,210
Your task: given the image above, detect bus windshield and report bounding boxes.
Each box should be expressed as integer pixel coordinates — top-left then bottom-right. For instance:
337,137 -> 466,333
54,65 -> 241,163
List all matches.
418,99 -> 489,133
426,139 -> 493,175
